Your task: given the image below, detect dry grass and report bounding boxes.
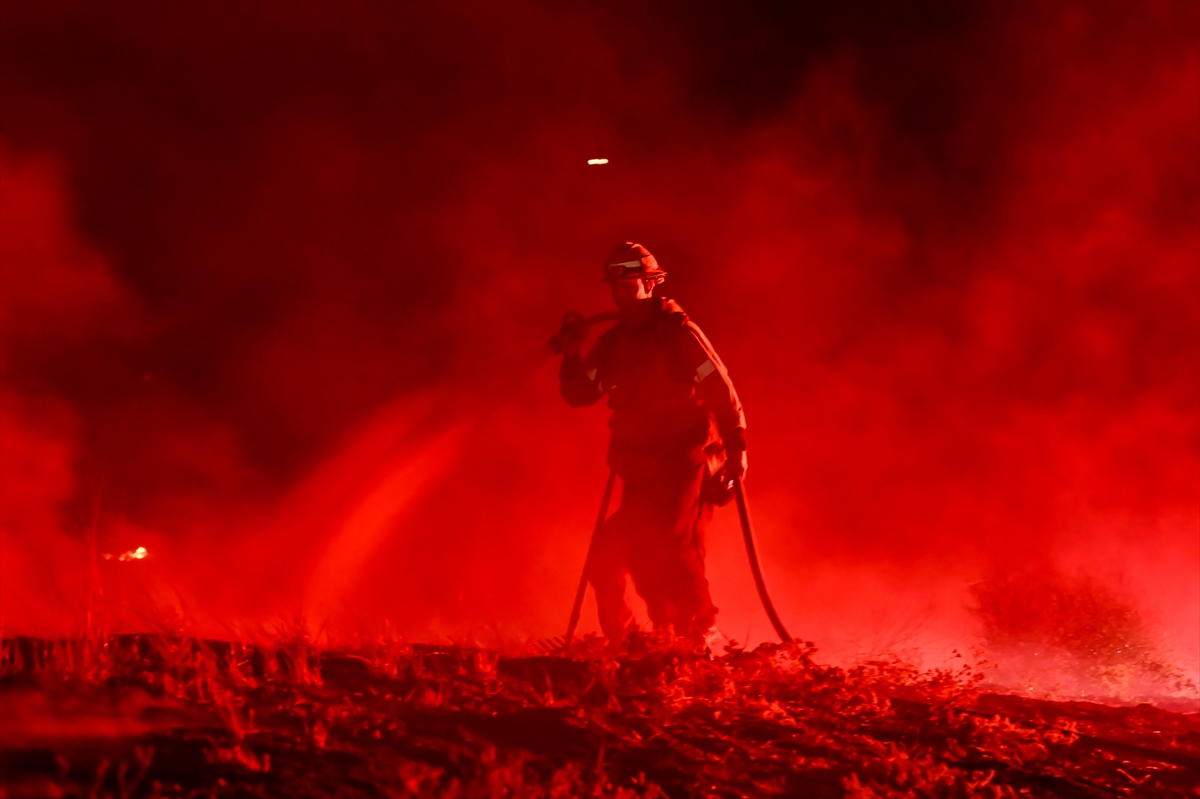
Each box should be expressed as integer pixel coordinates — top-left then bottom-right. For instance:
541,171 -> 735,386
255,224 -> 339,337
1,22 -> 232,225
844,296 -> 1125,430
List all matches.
2,628 -> 1198,798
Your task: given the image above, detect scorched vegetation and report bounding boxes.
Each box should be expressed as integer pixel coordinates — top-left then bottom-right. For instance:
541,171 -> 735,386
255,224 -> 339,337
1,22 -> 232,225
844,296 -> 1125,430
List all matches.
1,632 -> 1197,798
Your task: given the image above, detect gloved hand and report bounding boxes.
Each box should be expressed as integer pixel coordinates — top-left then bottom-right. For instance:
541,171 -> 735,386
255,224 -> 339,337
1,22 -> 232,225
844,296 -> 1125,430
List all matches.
718,448 -> 748,489
718,428 -> 748,488
554,312 -> 588,356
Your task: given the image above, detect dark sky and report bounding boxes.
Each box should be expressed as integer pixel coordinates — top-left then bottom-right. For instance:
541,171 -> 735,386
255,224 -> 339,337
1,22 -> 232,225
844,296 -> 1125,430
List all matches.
1,0 -> 1197,674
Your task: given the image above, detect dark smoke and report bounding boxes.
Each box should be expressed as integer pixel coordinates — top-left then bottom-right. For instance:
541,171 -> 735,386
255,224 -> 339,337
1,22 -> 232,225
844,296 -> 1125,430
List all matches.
1,1 -> 1196,687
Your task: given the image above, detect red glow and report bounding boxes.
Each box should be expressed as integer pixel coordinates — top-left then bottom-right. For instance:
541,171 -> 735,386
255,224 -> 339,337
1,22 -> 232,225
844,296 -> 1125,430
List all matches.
0,0 -> 1196,701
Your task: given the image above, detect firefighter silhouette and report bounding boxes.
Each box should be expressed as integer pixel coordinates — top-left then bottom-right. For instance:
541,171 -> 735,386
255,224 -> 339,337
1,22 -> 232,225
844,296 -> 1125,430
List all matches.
558,243 -> 747,642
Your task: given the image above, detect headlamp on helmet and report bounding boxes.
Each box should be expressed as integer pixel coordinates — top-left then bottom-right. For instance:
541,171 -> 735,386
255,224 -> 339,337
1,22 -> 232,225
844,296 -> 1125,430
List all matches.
603,242 -> 666,284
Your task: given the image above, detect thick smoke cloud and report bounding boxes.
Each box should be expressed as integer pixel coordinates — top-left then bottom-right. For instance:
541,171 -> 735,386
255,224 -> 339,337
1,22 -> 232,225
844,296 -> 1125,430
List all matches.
1,1 -> 1196,679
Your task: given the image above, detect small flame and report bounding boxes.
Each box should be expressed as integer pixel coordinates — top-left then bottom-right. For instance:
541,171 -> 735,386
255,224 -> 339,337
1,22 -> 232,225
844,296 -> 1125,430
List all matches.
117,546 -> 148,562
587,158 -> 609,165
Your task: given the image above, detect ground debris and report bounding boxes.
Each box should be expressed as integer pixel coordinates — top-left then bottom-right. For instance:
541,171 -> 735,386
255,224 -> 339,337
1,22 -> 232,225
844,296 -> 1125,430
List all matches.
1,634 -> 1196,798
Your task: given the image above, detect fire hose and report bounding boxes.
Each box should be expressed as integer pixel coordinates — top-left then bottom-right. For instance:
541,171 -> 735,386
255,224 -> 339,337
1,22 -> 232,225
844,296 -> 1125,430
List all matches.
564,470 -> 793,648
563,469 -> 616,650
732,474 -> 793,643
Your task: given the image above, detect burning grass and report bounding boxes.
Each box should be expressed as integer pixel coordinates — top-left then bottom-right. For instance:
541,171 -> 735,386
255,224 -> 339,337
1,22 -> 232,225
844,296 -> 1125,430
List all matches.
1,631 -> 1197,798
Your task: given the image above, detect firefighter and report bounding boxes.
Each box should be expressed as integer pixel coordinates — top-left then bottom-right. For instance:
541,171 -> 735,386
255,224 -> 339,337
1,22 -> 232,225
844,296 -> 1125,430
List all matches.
558,242 -> 747,644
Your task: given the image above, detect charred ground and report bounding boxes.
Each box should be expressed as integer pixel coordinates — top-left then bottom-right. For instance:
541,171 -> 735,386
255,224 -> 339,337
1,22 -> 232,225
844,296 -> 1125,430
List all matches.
1,634 -> 1196,798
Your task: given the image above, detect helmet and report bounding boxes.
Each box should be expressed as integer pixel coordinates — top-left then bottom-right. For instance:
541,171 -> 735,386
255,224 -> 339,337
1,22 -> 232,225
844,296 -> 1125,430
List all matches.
603,242 -> 667,284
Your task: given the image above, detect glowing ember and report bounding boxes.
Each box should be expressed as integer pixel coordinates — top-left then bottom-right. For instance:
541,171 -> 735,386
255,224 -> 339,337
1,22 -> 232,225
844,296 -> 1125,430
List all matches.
586,158 -> 608,165
117,546 -> 148,562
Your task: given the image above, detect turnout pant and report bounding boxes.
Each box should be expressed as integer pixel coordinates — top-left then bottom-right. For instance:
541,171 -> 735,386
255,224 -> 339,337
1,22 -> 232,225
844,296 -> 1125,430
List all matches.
587,442 -> 718,641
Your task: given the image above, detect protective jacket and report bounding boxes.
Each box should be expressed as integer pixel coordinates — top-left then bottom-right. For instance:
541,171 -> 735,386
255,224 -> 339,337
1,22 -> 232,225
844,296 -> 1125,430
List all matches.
559,297 -> 746,640
559,297 -> 746,467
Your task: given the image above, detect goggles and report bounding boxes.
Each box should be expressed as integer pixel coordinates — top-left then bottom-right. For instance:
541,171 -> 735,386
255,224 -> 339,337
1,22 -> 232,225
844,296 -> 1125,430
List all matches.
604,259 -> 666,282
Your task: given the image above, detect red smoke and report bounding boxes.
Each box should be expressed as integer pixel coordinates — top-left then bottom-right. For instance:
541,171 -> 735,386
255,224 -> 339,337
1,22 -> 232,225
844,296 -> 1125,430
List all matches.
1,1 -> 1196,686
